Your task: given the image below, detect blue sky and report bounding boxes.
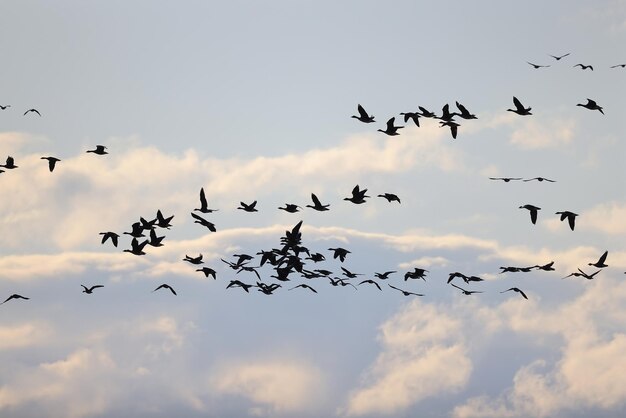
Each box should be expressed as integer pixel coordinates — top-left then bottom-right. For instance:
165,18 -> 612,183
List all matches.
2,1 -> 626,417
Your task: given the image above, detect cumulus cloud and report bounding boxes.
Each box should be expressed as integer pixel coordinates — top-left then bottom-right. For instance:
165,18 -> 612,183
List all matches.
0,322 -> 52,350
509,118 -> 576,150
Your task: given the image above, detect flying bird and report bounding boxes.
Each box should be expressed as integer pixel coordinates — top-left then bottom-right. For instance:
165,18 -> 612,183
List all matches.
86,145 -> 108,155
404,268 -> 428,281
440,120 -> 460,139
418,106 -> 437,118
576,99 -> 604,114
123,238 -> 149,256
328,247 -> 350,262
0,156 -> 18,169
358,279 -> 382,291
289,284 -> 318,293
374,271 -> 396,280
147,229 -> 165,247
351,104 -> 375,123
388,284 -> 423,297
588,250 -> 608,268
576,268 -> 602,280
507,97 -> 532,115
1,294 -> 29,304
610,64 -> 626,68
237,201 -> 258,212
534,261 -> 555,271
41,156 -> 60,172
81,285 -> 104,294
99,232 -> 120,247
527,61 -> 550,69
555,211 -> 578,231
501,287 -> 528,300
523,177 -> 556,182
399,111 -> 420,127
377,193 -> 401,203
155,210 -> 174,229
183,254 -> 204,265
377,117 -> 403,136
549,53 -> 570,60
194,188 -> 219,213
190,212 -> 216,232
455,101 -> 477,119
573,63 -> 593,70
489,177 -> 522,182
24,108 -> 41,116
152,284 -> 177,295
450,283 -> 483,295
340,267 -> 363,279
519,204 -> 541,225
196,267 -> 217,279
306,193 -> 330,211
344,185 -> 370,204
0,105 -> 10,110
278,204 -> 302,213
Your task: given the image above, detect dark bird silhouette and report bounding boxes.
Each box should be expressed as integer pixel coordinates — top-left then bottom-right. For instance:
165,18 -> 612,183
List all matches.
399,111 -> 420,127
86,145 -> 108,155
306,193 -> 330,211
341,267 -> 363,279
576,99 -> 604,114
455,101 -> 477,119
523,177 -> 556,183
278,203 -> 302,213
328,277 -> 357,289
226,280 -> 254,292
351,104 -> 375,123
99,232 -> 120,247
501,287 -> 528,299
191,212 -> 216,232
328,247 -> 350,262
359,279 -> 382,291
577,268 -> 601,280
1,294 -> 29,304
377,117 -> 403,136
152,284 -> 177,295
0,156 -> 18,169
344,185 -> 370,204
257,282 -> 282,295
489,177 -> 522,182
451,283 -> 483,295
534,261 -> 555,271
519,204 -> 541,225
183,254 -> 204,265
440,120 -> 460,139
549,53 -> 570,60
139,216 -> 157,231
123,222 -> 145,238
404,268 -> 428,281
238,201 -> 258,212
41,156 -> 60,172
574,63 -> 593,71
196,267 -> 217,279
555,211 -> 578,231
374,271 -> 396,280
0,105 -> 10,110
610,64 -> 626,68
527,61 -> 550,69
147,229 -> 165,247
588,250 -> 608,268
377,193 -> 401,203
507,97 -> 532,115
81,285 -> 104,294
237,265 -> 262,281
418,106 -> 437,118
155,210 -> 174,229
194,188 -> 219,213
123,238 -> 149,256
447,272 -> 467,284
438,104 -> 458,122
24,108 -> 41,116
289,284 -> 318,293
388,284 -> 423,297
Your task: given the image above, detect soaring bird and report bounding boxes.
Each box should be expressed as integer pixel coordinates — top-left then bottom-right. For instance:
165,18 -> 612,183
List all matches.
549,53 -> 570,60
377,193 -> 401,203
289,284 -> 318,293
183,254 -> 204,265
358,279 -> 382,291
489,177 -> 522,182
418,106 -> 437,118
519,204 -> 541,225
399,111 -> 420,127
440,120 -> 460,139
238,201 -> 258,212
377,117 -> 403,136
576,99 -> 604,114
351,104 -> 375,123
523,177 -> 556,183
527,61 -> 550,69
194,188 -> 219,213
123,238 -> 149,256
99,232 -> 120,247
0,156 -> 18,169
81,285 -> 104,294
328,247 -> 350,262
196,267 -> 217,279
147,229 -> 165,247
388,284 -> 423,297
610,64 -> 626,68
1,294 -> 29,304
507,97 -> 532,115
574,63 -> 593,70
340,267 -> 363,279
306,193 -> 330,211
123,222 -> 145,238
438,104 -> 458,122
447,272 -> 467,284
404,268 -> 428,281
374,271 -> 396,280
155,210 -> 174,229
344,185 -> 370,204
328,277 -> 357,289
86,145 -> 108,155
226,280 -> 254,292
555,211 -> 578,231
24,108 -> 41,116
152,284 -> 177,295
190,212 -> 216,232
534,261 -> 555,271
278,203 -> 302,213
501,287 -> 528,299
455,101 -> 477,119
588,250 -> 608,268
0,105 -> 10,110
41,156 -> 61,172
450,283 -> 483,295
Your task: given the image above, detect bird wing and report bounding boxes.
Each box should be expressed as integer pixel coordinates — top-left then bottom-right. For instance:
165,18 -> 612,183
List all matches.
530,208 -> 538,225
386,117 -> 396,129
199,188 -> 207,209
518,289 -> 528,299
597,250 -> 608,265
357,104 -> 369,118
512,96 -> 524,111
567,214 -> 576,231
311,193 -> 322,206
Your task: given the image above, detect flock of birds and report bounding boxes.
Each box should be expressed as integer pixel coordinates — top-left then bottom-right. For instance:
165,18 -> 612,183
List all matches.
0,52 -> 623,305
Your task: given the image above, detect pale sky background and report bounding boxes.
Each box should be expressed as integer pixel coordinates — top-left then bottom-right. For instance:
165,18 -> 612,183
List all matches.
2,1 -> 626,417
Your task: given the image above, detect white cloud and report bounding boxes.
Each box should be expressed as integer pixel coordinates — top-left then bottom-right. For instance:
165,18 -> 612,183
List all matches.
0,322 -> 52,350
509,118 -> 576,150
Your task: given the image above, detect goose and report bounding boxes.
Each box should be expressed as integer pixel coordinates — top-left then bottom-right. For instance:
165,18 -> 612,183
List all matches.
328,247 -> 350,262
549,53 -> 570,60
555,211 -> 578,231
358,279 -> 382,291
523,177 -> 556,182
155,210 -> 174,229
377,117 -> 403,136
194,188 -> 219,213
455,101 -> 477,119
573,63 -> 593,70
152,284 -> 177,295
289,284 -> 318,293
351,104 -> 375,123
99,232 -> 120,247
183,254 -> 204,265
81,285 -> 104,294
24,108 -> 41,116
501,287 -> 528,299
190,212 -> 216,232
1,294 -> 29,304
519,204 -> 541,224
418,106 -> 437,118
527,61 -> 550,69
451,283 -> 483,295
86,145 -> 108,155
278,203 -> 301,213
344,184 -> 370,204
0,156 -> 18,169
123,238 -> 148,256
0,105 -> 10,110
41,156 -> 60,172
238,201 -> 258,212
588,250 -> 608,268
507,97 -> 532,115
399,111 -> 420,127
377,193 -> 401,203
306,193 -> 330,211
489,177 -> 522,182
374,271 -> 396,280
196,267 -> 217,279
388,284 -> 423,297
576,99 -> 604,114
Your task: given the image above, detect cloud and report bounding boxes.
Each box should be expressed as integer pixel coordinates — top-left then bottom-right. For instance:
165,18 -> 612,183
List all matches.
509,118 -> 576,150
0,322 -> 52,350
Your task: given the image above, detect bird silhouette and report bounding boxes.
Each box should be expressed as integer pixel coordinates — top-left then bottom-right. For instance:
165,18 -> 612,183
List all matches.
238,201 -> 258,212
576,99 -> 604,114
123,222 -> 145,238
147,229 -> 165,247
388,284 -> 423,296
351,104 -> 375,123
123,238 -> 149,256
374,271 -> 396,280
328,247 -> 350,262
194,188 -> 219,213
278,203 -> 302,213
81,285 -> 104,294
399,111 -> 420,127
377,117 -> 403,136
519,204 -> 541,224
527,62 -> 550,69
450,283 -> 483,295
152,284 -> 177,295
555,211 -> 578,231
306,193 -> 330,211
226,280 -> 254,292
610,64 -> 626,68
289,284 -> 318,293
196,267 -> 217,279
438,104 -> 458,122
507,97 -> 532,115
358,279 -> 382,291
489,177 -> 522,182
455,101 -> 477,119
377,193 -> 401,203
418,106 -> 437,118
549,53 -> 570,60
588,250 -> 608,268
0,156 -> 18,169
523,177 -> 556,183
576,268 -> 602,280
340,267 -> 363,279
534,261 -> 555,271
190,212 -> 216,232
447,272 -> 467,284
155,210 -> 174,229
24,108 -> 41,116
1,294 -> 29,304
440,120 -> 460,139
40,156 -> 60,172
344,185 -> 370,204
574,63 -> 593,70
99,232 -> 120,247
501,287 -> 528,299
184,254 -> 204,265
0,105 -> 10,110
404,268 -> 428,281
328,277 -> 357,290
86,145 -> 108,155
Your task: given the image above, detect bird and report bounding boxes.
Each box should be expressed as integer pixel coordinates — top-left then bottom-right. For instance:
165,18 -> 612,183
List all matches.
289,284 -> 318,293
147,229 -> 165,247
196,267 -> 217,279
418,106 -> 437,118
344,185 -> 370,204
226,280 -> 254,292
507,97 -> 532,115
0,105 -> 10,110
24,108 -> 41,116
86,145 -> 108,155
328,247 -> 350,262
377,117 -> 403,136
328,277 -> 357,290
0,156 -> 18,169
440,120 -> 460,139
501,287 -> 528,300
588,250 -> 608,268
527,61 -> 550,69
257,282 -> 282,295
99,232 -> 120,247
523,177 -> 556,183
340,267 -> 363,279
534,261 -> 555,271
489,177 -> 522,182
194,188 -> 219,213
190,212 -> 216,232
81,285 -> 104,294
306,252 -> 326,263
155,210 -> 174,229
447,272 -> 467,284
610,64 -> 626,68
183,254 -> 204,265
549,53 -> 570,60
358,279 -> 382,291
573,63 -> 593,70
351,104 -> 375,123
278,204 -> 301,213
123,222 -> 145,238
555,211 -> 578,231
450,283 -> 483,295
374,271 -> 396,280
152,284 -> 177,295
576,99 -> 604,114
1,294 -> 29,304
399,111 -> 420,127
576,268 -> 602,280
455,101 -> 477,119
438,104 -> 458,122
377,193 -> 401,203
40,156 -> 60,172
238,201 -> 258,212
519,204 -> 541,225
388,284 -> 423,297
123,238 -> 149,256
404,268 -> 428,281
306,193 -> 330,211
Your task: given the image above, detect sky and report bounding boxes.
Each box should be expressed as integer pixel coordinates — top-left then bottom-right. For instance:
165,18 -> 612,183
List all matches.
1,1 -> 626,417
